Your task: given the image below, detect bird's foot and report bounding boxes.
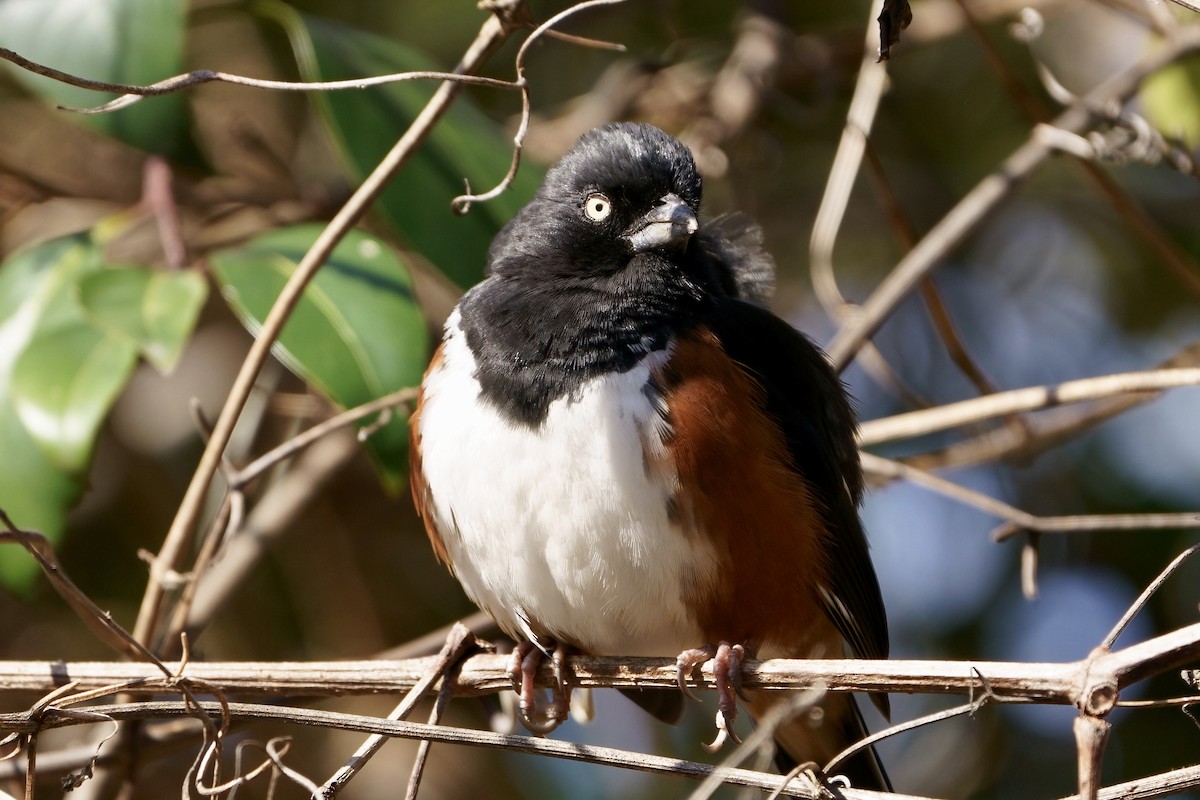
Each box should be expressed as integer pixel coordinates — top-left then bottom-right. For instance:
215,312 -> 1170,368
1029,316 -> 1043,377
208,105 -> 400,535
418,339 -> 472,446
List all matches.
508,640 -> 571,735
675,641 -> 746,750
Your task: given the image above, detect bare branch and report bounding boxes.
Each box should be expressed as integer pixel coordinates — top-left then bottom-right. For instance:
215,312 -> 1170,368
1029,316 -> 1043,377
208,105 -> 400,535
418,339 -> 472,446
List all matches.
231,387 -> 418,489
860,453 -> 1200,541
5,699 -> 913,800
0,511 -> 169,672
810,0 -> 888,317
1074,714 -> 1111,800
0,45 -> 519,113
1101,545 -> 1200,650
1059,763 -> 1200,800
858,368 -> 1200,446
2,618 -> 1197,703
318,624 -> 478,797
906,341 -> 1200,470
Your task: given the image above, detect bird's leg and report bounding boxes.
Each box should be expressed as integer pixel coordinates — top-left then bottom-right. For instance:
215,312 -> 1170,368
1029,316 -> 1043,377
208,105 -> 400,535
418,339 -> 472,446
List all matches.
507,639 -> 572,735
675,641 -> 746,750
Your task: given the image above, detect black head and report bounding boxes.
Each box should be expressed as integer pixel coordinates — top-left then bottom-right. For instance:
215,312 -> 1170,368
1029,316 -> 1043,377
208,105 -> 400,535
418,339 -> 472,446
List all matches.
460,124 -> 723,426
487,122 -> 704,280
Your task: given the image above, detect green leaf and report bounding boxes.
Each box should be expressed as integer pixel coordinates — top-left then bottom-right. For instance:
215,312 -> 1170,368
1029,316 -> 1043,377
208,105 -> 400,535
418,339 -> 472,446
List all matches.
12,327 -> 138,472
0,234 -> 137,590
0,0 -> 189,155
1142,57 -> 1200,149
260,2 -> 543,287
210,225 -> 430,492
77,267 -> 208,374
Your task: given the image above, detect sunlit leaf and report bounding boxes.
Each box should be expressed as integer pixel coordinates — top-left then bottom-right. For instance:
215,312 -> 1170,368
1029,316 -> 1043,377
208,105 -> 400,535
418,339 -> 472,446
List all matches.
210,224 -> 429,492
261,2 -> 543,287
77,267 -> 208,374
0,0 -> 189,155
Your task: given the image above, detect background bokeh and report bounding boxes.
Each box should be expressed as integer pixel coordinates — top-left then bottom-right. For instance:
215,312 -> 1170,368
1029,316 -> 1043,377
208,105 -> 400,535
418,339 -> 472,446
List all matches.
1,0 -> 1198,797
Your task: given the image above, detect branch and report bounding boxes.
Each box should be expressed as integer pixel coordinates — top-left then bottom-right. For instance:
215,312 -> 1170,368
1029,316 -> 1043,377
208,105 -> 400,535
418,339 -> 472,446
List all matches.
858,368 -> 1200,446
904,340 -> 1200,470
2,700 -> 915,800
0,47 -> 520,113
1,621 -> 1196,702
860,453 -> 1200,543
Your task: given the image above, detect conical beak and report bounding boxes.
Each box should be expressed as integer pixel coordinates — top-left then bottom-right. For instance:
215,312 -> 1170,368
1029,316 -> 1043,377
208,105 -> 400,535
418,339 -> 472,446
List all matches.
626,193 -> 699,253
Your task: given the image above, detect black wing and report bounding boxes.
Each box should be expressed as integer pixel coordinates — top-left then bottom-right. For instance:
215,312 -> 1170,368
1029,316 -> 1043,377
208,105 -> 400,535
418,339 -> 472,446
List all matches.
706,299 -> 889,675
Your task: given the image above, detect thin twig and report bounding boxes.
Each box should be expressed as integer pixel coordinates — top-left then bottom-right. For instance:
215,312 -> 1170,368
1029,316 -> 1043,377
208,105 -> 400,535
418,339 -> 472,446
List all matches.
451,0 -> 631,213
861,138 -> 1008,405
403,664 -> 461,800
824,698 -> 990,780
375,611 -> 500,660
1101,545 -> 1200,650
956,0 -> 1200,300
0,45 -> 519,112
318,624 -> 477,797
858,368 -> 1200,446
0,511 -> 171,672
182,431 -> 362,639
859,452 -> 1200,541
809,0 -> 887,314
688,690 -> 825,800
1059,762 -> 1200,800
231,387 -> 418,488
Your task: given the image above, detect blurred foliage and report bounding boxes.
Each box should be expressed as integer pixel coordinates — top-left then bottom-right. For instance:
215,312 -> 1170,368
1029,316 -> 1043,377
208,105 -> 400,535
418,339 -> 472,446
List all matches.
0,0 -> 191,156
211,224 -> 428,491
0,0 -> 1198,798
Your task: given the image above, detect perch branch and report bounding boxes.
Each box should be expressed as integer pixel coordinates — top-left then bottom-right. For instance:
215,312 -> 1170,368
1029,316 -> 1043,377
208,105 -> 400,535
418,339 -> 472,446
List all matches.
1,618 -> 1197,702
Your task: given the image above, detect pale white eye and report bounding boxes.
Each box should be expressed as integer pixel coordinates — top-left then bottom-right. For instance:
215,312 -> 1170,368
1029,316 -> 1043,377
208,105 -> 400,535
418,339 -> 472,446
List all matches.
583,193 -> 612,222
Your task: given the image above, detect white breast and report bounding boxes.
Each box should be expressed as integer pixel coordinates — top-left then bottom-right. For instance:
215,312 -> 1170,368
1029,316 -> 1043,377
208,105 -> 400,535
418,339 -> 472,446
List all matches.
415,310 -> 717,656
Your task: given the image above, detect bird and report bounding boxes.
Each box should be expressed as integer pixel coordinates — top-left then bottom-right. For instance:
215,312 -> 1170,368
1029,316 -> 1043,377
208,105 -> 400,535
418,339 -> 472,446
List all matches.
408,121 -> 890,790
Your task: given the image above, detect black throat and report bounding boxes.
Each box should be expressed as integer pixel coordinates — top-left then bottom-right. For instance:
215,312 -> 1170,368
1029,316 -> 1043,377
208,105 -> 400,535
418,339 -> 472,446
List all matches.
458,258 -> 711,427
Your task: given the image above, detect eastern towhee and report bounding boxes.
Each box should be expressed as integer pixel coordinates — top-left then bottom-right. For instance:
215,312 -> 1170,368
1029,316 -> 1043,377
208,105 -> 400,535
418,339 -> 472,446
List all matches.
409,122 -> 890,790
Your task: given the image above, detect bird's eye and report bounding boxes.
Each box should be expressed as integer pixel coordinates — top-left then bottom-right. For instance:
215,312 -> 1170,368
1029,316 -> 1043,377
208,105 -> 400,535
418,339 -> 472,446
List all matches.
583,193 -> 612,222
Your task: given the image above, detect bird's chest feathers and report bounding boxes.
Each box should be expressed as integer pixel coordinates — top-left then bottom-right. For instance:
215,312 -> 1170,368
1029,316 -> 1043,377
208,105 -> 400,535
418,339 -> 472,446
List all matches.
415,317 -> 715,655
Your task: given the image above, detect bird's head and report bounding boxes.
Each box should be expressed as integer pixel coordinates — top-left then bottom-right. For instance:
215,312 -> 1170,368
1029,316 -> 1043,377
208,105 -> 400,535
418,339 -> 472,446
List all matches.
488,123 -> 704,280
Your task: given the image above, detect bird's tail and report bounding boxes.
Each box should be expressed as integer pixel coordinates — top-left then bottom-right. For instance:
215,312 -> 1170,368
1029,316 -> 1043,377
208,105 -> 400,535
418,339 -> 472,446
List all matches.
744,689 -> 891,793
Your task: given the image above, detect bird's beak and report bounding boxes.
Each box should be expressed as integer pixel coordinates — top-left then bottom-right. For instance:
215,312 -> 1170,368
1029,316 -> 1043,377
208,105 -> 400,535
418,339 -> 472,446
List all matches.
626,193 -> 698,253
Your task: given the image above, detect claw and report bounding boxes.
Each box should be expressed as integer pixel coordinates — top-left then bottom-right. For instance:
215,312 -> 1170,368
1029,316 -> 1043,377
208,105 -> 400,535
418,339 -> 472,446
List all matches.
711,642 -> 745,744
507,640 -> 572,735
675,641 -> 749,750
675,646 -> 716,702
702,707 -> 743,752
551,642 -> 568,693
